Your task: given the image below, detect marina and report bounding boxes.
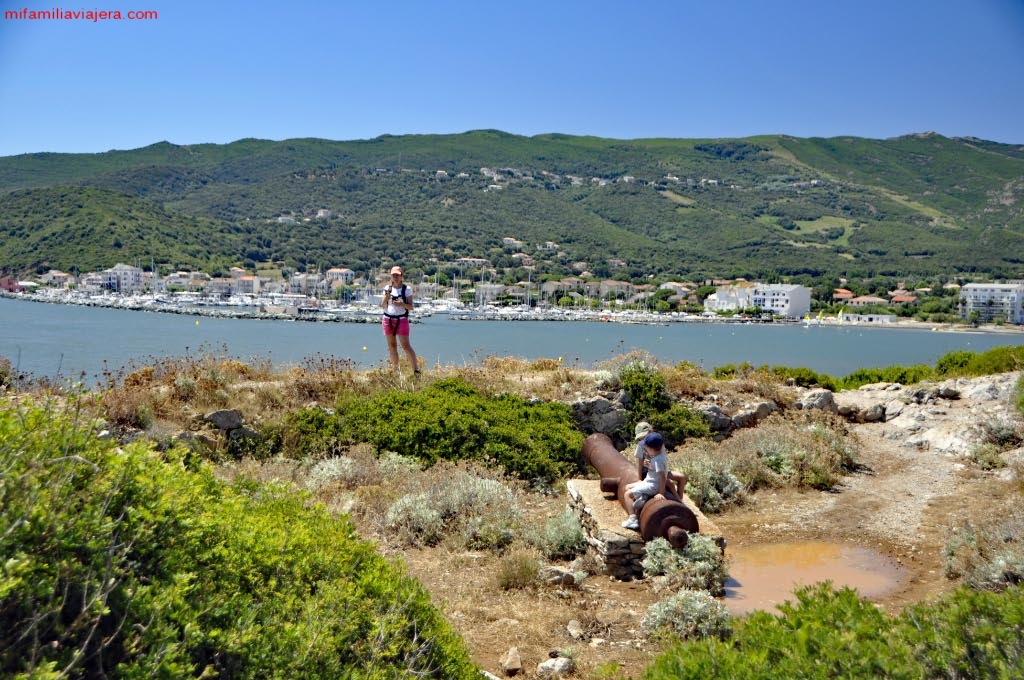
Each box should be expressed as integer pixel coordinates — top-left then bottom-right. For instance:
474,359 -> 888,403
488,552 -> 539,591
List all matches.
4,294 -> 1023,382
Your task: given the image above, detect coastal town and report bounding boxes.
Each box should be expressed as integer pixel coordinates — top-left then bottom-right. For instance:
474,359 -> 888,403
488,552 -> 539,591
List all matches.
2,260 -> 1023,326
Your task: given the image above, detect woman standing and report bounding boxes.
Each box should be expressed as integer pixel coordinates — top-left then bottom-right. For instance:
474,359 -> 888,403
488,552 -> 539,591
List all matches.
381,265 -> 420,374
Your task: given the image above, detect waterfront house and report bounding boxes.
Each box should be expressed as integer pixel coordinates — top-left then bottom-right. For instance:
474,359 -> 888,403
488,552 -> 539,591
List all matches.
40,270 -> 73,288
848,295 -> 889,307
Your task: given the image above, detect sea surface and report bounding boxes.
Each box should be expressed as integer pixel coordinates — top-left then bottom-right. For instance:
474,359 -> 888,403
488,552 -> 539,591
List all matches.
3,297 -> 1022,381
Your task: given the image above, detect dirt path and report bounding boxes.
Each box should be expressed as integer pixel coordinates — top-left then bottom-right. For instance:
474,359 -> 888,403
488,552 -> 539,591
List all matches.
714,420 -> 1017,612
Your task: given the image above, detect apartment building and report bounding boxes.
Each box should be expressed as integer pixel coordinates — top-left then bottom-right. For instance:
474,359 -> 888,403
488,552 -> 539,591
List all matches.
959,282 -> 1024,324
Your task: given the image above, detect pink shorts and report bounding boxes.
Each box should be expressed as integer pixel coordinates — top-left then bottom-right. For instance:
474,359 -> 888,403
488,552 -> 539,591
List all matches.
382,316 -> 410,336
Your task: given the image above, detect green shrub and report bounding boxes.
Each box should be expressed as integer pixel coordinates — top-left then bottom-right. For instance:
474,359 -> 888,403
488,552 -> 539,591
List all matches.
648,402 -> 712,447
1017,374 -> 1024,417
640,589 -> 731,640
644,583 -> 1024,679
837,363 -> 934,390
328,378 -> 584,485
902,584 -> 1024,678
617,358 -> 672,420
768,365 -> 838,391
936,345 -> 1024,377
284,405 -> 347,457
0,400 -> 479,679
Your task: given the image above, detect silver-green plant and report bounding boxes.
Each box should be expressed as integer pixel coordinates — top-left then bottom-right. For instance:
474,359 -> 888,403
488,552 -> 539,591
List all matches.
384,469 -> 521,549
306,455 -> 360,490
641,588 -> 731,640
680,451 -> 746,514
642,535 -> 729,595
945,511 -> 1024,590
539,509 -> 587,560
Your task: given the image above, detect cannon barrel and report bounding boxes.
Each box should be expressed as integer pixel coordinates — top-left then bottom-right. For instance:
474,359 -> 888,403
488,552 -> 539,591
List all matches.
582,433 -> 698,549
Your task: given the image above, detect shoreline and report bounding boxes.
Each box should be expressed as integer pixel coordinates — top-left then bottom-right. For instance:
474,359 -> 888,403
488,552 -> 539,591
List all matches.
3,290 -> 1023,335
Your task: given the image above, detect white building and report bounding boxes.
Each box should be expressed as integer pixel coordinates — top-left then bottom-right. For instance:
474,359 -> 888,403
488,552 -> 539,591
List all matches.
751,283 -> 812,319
325,267 -> 355,284
959,282 -> 1024,324
704,283 -> 811,319
104,263 -> 144,293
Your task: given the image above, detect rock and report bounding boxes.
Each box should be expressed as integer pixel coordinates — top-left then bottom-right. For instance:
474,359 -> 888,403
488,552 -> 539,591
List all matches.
537,657 -> 574,678
499,647 -> 522,676
698,404 -> 733,433
204,408 -> 243,431
884,399 -> 905,420
732,401 -> 779,429
566,619 -> 585,640
539,566 -> 576,586
795,388 -> 838,414
572,396 -> 627,436
857,403 -> 886,423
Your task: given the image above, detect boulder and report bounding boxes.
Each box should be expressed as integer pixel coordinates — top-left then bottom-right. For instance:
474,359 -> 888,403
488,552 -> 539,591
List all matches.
204,408 -> 243,431
499,647 -> 522,676
572,396 -> 627,436
795,388 -> 838,414
697,404 -> 733,433
537,657 -> 574,678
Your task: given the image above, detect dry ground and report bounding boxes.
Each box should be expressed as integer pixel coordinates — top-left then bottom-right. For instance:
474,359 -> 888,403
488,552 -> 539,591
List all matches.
358,421 -> 1021,680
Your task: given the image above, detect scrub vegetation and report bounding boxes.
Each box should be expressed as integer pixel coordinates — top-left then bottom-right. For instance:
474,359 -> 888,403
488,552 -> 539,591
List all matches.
2,343 -> 1022,677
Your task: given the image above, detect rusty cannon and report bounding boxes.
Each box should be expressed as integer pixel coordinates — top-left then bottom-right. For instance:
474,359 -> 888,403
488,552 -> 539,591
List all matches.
582,432 -> 698,549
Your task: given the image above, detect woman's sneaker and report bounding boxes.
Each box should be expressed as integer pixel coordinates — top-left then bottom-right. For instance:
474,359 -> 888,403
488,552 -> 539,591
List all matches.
621,515 -> 640,531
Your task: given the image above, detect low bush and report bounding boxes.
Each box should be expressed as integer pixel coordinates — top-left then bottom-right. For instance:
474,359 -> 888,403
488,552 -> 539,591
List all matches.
537,509 -> 588,560
325,377 -> 584,485
718,414 -> 857,491
944,510 -> 1024,591
640,589 -> 731,641
496,549 -> 541,590
837,363 -> 934,390
935,345 -> 1024,378
767,365 -> 838,391
647,402 -> 712,448
383,465 -> 522,549
0,400 -> 479,679
677,447 -> 748,513
645,583 -> 1024,679
642,535 -> 729,595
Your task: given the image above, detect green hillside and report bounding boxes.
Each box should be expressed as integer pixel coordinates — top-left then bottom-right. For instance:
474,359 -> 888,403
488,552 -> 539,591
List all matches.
1,131 -> 1022,283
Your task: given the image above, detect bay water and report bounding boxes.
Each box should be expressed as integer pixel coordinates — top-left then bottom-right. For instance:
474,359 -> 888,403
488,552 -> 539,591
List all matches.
3,297 -> 1022,382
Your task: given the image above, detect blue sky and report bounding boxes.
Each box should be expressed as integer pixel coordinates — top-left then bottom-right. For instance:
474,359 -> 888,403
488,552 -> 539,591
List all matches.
1,0 -> 1022,157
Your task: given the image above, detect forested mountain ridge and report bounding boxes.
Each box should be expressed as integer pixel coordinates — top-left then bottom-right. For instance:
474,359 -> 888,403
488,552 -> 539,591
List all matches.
1,130 -> 1022,284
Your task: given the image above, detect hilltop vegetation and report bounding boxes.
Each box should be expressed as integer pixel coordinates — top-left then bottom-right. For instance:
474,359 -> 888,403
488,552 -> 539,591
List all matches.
1,131 -> 1023,284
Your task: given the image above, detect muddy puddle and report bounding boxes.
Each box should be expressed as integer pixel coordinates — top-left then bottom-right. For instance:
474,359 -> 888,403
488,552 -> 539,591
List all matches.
723,541 -> 906,615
